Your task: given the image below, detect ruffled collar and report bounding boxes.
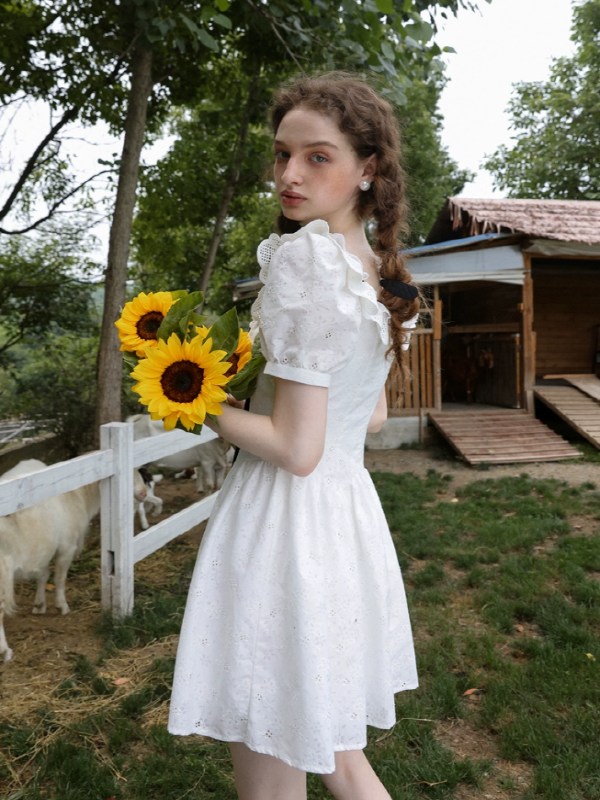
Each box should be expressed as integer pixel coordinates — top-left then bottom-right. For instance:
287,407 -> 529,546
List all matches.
255,218 -> 391,345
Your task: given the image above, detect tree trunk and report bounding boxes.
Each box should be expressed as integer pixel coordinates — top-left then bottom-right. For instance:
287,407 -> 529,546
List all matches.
198,72 -> 260,297
95,44 -> 153,439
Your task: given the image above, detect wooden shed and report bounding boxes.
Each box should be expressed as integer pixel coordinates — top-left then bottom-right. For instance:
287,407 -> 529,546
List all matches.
391,197 -> 600,463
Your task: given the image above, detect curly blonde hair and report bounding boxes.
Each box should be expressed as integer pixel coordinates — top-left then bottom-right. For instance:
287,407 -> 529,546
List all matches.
270,72 -> 419,370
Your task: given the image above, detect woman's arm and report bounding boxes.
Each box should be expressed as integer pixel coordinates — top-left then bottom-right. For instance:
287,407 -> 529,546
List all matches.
366,386 -> 388,434
205,378 -> 328,477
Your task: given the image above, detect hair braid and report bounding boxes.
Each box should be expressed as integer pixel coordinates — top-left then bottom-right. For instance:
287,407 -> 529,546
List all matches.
270,72 -> 420,373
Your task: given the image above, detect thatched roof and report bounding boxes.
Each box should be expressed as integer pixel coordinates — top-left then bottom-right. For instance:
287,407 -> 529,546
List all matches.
428,198 -> 600,246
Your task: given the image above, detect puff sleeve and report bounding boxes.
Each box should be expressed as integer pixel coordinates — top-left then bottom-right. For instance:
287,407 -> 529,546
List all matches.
258,230 -> 362,388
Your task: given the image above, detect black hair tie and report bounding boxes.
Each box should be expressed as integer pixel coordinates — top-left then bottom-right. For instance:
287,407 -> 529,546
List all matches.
379,279 -> 419,301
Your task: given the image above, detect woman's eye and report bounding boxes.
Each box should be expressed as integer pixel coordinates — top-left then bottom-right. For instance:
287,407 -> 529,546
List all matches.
274,150 -> 289,159
310,154 -> 328,163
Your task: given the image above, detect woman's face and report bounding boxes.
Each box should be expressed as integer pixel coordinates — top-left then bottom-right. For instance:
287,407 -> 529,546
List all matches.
273,107 -> 375,230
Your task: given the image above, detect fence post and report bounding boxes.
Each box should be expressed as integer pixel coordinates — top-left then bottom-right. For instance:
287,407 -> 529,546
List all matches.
100,422 -> 135,618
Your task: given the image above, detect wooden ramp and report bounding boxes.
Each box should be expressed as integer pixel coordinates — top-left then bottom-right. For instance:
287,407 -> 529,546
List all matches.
534,385 -> 600,450
429,409 -> 579,466
543,374 -> 600,403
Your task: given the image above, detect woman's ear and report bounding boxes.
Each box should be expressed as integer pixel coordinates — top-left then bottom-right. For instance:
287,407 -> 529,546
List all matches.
361,154 -> 377,182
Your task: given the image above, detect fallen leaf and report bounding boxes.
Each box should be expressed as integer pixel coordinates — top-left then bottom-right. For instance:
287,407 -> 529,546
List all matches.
46,583 -> 55,590
450,498 -> 459,503
586,653 -> 596,662
112,677 -> 131,686
463,688 -> 479,696
514,624 -> 524,632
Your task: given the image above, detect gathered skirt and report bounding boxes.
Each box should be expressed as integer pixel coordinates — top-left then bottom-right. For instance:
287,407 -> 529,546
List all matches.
168,448 -> 418,774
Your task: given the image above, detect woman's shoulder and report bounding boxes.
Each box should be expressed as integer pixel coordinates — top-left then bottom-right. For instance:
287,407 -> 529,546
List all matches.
256,219 -> 343,274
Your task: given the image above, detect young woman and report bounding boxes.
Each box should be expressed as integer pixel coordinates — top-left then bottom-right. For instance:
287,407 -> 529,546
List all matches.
168,73 -> 420,800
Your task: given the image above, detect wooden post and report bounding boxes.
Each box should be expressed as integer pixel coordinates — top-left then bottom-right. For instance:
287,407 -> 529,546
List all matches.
433,285 -> 442,410
521,254 -> 535,413
100,422 -> 135,618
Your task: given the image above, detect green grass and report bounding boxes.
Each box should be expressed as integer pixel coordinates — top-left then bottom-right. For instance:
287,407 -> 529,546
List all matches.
2,470 -> 600,798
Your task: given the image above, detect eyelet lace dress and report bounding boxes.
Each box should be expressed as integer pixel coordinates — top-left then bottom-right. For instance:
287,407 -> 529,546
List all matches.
168,219 -> 419,774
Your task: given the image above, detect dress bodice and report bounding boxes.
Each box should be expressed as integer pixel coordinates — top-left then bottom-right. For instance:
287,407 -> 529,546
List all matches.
245,219 -> 415,472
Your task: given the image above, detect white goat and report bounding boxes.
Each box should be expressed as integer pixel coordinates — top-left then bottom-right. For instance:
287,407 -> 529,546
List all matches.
0,459 -> 148,663
136,467 -> 163,530
128,414 -> 234,493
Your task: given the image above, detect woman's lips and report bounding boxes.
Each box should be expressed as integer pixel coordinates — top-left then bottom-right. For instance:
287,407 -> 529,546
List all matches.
281,192 -> 306,206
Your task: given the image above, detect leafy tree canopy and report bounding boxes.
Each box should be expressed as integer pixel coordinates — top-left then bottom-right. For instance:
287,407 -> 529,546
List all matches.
0,228 -> 97,367
484,0 -> 600,199
0,0 -> 477,233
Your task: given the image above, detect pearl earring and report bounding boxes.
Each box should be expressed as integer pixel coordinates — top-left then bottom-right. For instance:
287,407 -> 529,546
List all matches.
359,180 -> 371,191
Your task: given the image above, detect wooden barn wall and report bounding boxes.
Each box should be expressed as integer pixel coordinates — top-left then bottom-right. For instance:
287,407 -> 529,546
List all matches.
440,282 -> 521,326
533,260 -> 600,376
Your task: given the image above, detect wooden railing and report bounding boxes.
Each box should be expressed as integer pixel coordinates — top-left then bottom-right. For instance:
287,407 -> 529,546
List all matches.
386,328 -> 441,412
0,423 -> 219,618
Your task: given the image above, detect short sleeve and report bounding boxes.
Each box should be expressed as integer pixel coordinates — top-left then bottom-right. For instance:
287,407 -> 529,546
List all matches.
258,231 -> 362,387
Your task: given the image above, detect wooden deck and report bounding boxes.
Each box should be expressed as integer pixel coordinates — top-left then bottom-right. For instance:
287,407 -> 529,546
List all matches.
534,385 -> 600,450
429,409 -> 579,465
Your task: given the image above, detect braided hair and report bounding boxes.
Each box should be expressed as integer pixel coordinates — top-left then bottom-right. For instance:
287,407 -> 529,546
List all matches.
270,72 -> 419,372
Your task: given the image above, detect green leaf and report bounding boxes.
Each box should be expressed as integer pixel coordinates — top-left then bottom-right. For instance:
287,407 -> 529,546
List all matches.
215,0 -> 230,10
175,418 -> 203,435
207,307 -> 240,359
179,13 -> 200,34
170,290 -> 190,300
381,41 -> 395,61
205,412 -> 220,427
212,13 -> 232,29
197,28 -> 219,51
157,291 -> 204,342
226,353 -> 266,401
374,0 -> 394,13
122,351 -> 140,370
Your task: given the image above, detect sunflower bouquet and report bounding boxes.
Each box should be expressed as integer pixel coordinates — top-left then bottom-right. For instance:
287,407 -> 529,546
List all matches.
115,290 -> 265,433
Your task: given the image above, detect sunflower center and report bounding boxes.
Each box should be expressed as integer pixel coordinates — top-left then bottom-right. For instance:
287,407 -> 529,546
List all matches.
161,360 -> 204,403
225,353 -> 240,378
136,311 -> 164,340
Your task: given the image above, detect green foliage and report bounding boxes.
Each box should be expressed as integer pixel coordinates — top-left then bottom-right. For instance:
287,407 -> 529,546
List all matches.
484,0 -> 600,199
0,232 -> 96,366
155,289 -> 205,342
401,68 -> 473,245
11,334 -> 98,457
10,331 -> 139,456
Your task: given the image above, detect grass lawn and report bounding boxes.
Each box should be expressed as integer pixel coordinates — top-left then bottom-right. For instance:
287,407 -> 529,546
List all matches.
1,470 -> 600,799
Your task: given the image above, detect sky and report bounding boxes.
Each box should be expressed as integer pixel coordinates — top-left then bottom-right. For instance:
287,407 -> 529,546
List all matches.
0,0 -> 577,258
436,0 -> 575,197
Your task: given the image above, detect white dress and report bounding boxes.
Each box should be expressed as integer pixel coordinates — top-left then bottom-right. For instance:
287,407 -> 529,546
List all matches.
168,219 -> 418,774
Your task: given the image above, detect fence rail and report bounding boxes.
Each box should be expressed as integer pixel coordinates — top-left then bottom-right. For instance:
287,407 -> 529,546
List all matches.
0,422 -> 218,617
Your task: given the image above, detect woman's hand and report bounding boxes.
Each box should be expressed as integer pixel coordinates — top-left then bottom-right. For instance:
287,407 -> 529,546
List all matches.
226,394 -> 246,409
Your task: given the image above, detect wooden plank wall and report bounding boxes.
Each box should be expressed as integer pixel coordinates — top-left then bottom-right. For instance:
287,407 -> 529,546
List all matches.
533,267 -> 600,376
386,331 -> 434,410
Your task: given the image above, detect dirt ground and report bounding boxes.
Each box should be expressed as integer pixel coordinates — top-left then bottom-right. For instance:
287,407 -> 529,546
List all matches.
365,445 -> 600,492
2,449 -> 599,797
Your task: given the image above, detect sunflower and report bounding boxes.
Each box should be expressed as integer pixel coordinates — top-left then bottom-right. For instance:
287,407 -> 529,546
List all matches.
197,325 -> 252,378
115,292 -> 176,357
130,333 -> 231,431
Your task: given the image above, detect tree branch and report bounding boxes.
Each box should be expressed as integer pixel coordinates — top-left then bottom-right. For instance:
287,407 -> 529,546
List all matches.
0,28 -> 143,225
243,0 -> 306,73
0,169 -> 110,234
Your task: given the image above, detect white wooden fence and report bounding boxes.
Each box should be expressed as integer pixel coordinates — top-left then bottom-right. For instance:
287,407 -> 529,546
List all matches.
0,422 -> 219,618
